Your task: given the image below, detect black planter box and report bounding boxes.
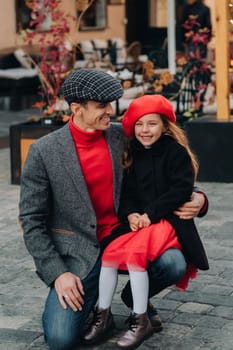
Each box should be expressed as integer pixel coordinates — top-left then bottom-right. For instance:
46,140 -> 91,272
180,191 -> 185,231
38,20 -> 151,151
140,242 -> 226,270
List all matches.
184,115 -> 233,182
10,121 -> 63,185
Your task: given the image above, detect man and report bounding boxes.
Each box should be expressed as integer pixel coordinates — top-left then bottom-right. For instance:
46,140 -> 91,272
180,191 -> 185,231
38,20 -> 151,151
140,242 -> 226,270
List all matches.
19,69 -> 208,350
182,0 -> 212,59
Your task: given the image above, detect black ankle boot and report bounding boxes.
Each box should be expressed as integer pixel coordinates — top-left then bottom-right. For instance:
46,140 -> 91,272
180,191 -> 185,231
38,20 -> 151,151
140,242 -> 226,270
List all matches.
147,301 -> 163,332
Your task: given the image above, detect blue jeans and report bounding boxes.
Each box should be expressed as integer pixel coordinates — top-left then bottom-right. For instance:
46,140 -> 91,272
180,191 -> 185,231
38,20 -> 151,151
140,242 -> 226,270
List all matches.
42,258 -> 101,350
121,248 -> 187,308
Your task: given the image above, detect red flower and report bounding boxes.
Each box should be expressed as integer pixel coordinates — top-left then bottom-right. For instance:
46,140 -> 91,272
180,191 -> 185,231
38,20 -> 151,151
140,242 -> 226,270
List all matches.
22,0 -> 74,108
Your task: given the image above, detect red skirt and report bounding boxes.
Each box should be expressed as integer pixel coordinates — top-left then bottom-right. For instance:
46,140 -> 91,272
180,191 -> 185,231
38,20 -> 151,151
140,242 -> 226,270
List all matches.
102,219 -> 197,290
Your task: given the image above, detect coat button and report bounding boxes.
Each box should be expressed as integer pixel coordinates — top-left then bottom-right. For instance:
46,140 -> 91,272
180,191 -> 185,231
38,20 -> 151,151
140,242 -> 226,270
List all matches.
90,224 -> 96,229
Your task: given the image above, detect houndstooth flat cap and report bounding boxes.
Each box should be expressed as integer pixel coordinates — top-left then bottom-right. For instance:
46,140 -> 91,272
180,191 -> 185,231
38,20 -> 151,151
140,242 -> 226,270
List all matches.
62,68 -> 123,104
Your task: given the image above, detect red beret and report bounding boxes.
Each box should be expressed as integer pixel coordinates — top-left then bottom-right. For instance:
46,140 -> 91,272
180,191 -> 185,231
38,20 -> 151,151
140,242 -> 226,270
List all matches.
122,94 -> 176,138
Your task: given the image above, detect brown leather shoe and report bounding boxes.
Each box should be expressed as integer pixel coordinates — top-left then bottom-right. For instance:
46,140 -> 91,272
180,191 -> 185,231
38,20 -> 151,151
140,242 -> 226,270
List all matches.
121,285 -> 163,333
147,302 -> 163,332
83,306 -> 115,344
117,312 -> 153,349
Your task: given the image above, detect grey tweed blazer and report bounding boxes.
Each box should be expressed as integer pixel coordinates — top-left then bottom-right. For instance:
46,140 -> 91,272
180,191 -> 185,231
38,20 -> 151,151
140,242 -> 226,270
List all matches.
19,122 -> 124,286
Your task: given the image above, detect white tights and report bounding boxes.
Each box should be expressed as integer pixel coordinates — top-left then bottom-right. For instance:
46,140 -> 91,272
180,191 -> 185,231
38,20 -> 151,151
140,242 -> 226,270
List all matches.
98,266 -> 149,314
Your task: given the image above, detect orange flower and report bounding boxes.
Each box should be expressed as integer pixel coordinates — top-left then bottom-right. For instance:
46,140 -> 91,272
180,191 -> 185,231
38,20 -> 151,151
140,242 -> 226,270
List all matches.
32,101 -> 46,108
153,80 -> 163,92
123,80 -> 132,89
62,115 -> 71,123
46,106 -> 55,114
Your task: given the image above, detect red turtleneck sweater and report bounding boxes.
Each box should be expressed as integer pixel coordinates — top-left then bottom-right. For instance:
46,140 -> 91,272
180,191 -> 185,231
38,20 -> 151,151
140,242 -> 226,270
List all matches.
69,116 -> 119,242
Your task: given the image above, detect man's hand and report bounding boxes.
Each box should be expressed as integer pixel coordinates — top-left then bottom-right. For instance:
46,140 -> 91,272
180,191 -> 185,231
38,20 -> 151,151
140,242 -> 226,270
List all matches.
173,192 -> 205,220
55,272 -> 85,312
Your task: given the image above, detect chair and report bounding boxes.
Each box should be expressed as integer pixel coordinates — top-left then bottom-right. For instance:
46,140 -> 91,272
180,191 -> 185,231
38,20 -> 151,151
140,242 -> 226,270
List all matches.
109,39 -> 148,72
0,50 -> 40,110
148,50 -> 168,69
124,41 -> 147,72
148,39 -> 168,69
76,39 -> 114,71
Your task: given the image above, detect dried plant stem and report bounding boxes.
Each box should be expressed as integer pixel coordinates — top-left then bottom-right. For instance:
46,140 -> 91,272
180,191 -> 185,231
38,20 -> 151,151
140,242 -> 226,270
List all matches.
76,0 -> 96,32
25,54 -> 54,95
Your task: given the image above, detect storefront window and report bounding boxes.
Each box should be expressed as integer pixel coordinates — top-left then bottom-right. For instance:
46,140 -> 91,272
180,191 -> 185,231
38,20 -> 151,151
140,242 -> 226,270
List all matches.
16,0 -> 51,32
78,0 -> 107,31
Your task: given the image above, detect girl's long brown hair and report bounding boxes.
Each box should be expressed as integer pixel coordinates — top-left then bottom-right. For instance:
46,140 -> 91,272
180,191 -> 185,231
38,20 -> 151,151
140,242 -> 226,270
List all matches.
121,115 -> 199,180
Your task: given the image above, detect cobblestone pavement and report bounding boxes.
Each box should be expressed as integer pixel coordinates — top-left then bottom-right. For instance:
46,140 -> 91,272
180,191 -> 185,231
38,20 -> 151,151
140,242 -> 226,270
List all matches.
1,145 -> 233,349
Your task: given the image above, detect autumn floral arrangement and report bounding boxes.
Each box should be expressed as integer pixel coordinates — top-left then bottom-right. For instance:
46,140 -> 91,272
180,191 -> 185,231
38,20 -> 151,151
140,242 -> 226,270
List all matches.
182,15 -> 211,60
140,53 -> 211,125
19,0 -> 95,124
142,60 -> 180,99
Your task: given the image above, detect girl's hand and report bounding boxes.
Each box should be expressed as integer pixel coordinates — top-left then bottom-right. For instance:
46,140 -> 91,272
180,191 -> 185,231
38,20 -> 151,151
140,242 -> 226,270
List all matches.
128,213 -> 140,231
128,213 -> 151,231
137,213 -> 151,229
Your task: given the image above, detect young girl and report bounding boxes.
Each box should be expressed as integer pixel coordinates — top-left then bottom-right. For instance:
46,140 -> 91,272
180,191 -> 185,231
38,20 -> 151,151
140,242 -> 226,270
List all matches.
83,94 -> 209,349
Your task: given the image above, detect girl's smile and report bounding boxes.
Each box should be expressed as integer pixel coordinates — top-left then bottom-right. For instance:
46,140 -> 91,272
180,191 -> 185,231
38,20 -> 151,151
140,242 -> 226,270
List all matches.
134,113 -> 165,147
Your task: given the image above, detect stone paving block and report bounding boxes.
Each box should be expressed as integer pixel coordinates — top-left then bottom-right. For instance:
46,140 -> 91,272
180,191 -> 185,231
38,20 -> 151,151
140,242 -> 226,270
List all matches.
209,305 -> 233,319
201,284 -> 233,295
0,328 -> 42,344
200,346 -> 233,350
199,337 -> 233,350
189,326 -> 232,343
167,290 -> 233,308
153,288 -> 171,299
195,314 -> 228,329
222,320 -> 233,332
186,280 -> 210,293
177,302 -> 214,314
134,308 -> 166,327
221,268 -> 233,281
150,298 -> 182,312
207,245 -> 233,260
19,317 -> 43,333
172,312 -> 202,326
0,281 -> 47,299
0,344 -> 28,350
0,316 -> 30,329
0,266 -> 26,284
28,335 -> 49,350
12,296 -> 45,318
161,337 -> 204,350
204,260 -> 232,277
162,322 -> 193,338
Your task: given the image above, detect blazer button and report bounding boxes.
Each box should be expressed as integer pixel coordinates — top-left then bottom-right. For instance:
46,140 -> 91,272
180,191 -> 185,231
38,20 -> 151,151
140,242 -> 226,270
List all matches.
94,244 -> 99,248
90,224 -> 96,229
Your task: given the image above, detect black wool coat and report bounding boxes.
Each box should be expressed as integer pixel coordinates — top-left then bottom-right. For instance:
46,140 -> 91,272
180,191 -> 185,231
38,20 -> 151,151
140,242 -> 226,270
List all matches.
116,135 -> 209,271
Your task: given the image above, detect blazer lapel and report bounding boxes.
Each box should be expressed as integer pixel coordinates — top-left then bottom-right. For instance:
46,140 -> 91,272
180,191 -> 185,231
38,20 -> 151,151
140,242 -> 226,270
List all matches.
55,124 -> 94,212
105,124 -> 123,210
